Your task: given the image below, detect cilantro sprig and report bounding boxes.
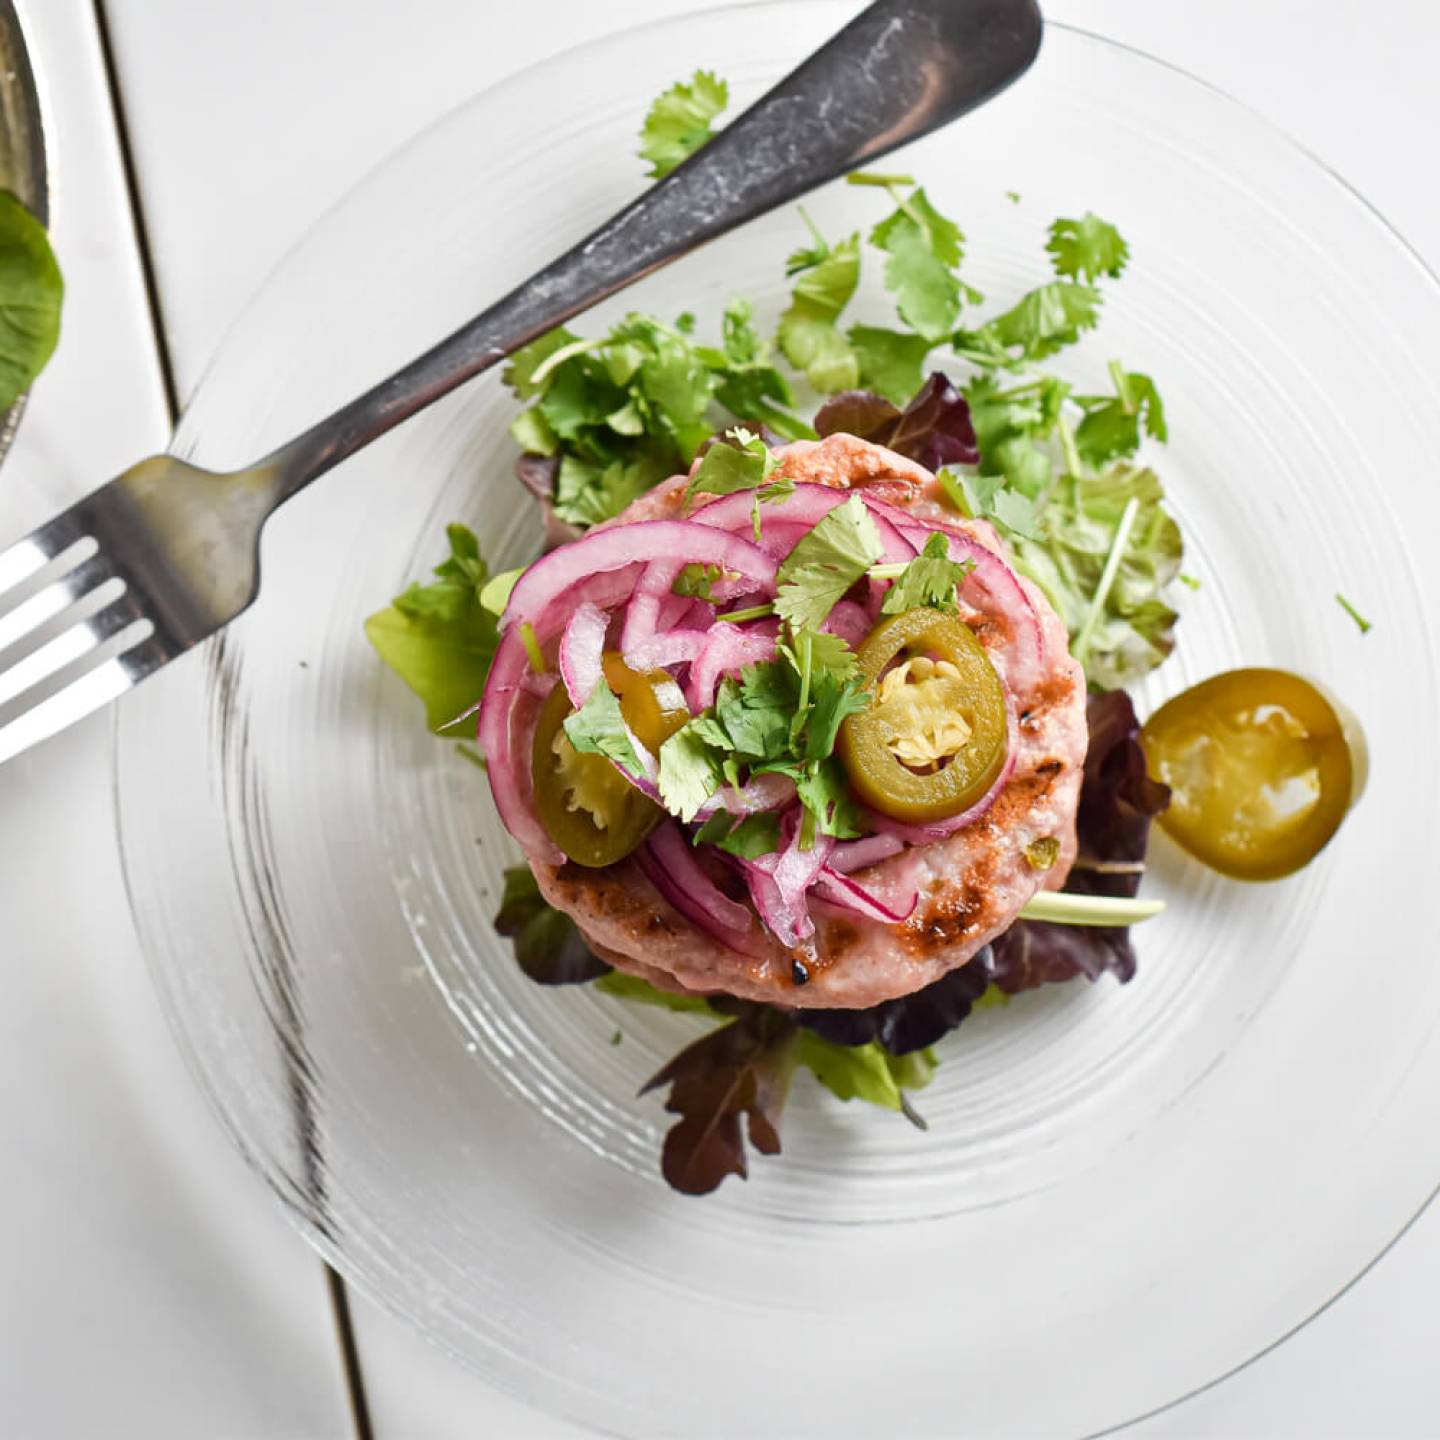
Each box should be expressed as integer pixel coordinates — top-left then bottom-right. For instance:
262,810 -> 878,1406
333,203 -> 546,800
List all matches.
879,532 -> 975,615
639,70 -> 729,179
774,495 -> 884,632
505,303 -> 813,529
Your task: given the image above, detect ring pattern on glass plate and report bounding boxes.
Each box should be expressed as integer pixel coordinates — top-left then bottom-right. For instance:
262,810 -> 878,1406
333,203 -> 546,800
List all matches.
118,10 -> 1440,1437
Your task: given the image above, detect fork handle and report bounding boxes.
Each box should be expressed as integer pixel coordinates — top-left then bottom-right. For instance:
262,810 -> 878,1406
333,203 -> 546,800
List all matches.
262,0 -> 1041,501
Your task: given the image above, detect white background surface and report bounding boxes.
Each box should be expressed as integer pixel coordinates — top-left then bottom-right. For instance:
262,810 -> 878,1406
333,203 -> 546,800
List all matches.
2,1 -> 1437,1435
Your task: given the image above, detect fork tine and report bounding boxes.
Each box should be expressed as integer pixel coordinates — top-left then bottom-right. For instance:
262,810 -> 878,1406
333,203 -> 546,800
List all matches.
0,579 -> 136,709
0,541 -> 131,661
0,613 -> 161,764
0,507 -> 97,623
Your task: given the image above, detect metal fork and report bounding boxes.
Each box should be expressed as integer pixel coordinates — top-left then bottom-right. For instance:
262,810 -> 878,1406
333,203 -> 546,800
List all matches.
0,0 -> 1041,765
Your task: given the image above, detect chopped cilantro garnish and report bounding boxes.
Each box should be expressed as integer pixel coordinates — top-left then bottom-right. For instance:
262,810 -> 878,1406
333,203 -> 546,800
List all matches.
686,426 -> 776,505
774,495 -> 884,633
692,810 -> 783,859
657,720 -> 726,821
937,467 -> 1045,542
504,307 -> 808,529
751,475 -> 796,542
673,562 -> 727,600
563,681 -> 643,776
880,532 -> 976,615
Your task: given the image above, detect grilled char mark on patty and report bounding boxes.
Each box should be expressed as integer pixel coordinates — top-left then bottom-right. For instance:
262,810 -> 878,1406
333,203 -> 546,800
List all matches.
524,434 -> 1087,1009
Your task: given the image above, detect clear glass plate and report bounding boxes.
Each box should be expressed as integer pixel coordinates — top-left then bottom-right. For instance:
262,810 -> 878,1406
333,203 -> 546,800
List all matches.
115,9 -> 1440,1435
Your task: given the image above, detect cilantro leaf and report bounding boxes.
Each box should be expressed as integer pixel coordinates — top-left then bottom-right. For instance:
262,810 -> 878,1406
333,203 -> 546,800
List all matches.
1046,213 -> 1130,284
962,370 -> 1071,495
638,70 -> 729,179
848,325 -> 933,406
1073,366 -> 1167,467
720,295 -> 761,365
880,531 -> 975,614
553,448 -> 670,528
802,674 -> 870,762
692,810 -> 783,860
870,187 -> 963,267
713,665 -> 794,760
686,427 -> 776,505
503,326 -> 582,400
503,306 -> 808,532
658,721 -> 725,820
747,474 -> 795,538
509,405 -> 557,456
937,466 -> 1045,542
364,524 -> 499,733
786,756 -> 864,838
774,495 -> 884,632
564,681 -> 644,776
797,629 -> 859,683
871,208 -> 961,343
777,230 -> 860,391
965,281 -> 1102,363
794,1033 -> 936,1114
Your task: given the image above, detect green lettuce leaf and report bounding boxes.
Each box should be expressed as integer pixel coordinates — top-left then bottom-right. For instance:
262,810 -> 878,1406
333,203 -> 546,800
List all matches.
364,524 -> 498,732
0,190 -> 63,410
1009,461 -> 1183,689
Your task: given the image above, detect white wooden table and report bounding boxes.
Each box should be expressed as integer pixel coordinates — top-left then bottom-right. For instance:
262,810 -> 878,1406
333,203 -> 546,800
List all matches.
4,2 -> 1438,1434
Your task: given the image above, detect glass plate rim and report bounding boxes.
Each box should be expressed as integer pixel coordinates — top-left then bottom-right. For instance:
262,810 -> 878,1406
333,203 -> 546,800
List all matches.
111,7 -> 1440,1435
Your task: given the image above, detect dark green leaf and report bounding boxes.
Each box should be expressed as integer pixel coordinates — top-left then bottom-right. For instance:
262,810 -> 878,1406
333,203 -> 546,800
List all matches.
685,427 -> 775,505
1073,369 -> 1167,467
